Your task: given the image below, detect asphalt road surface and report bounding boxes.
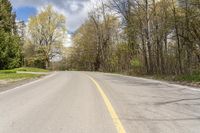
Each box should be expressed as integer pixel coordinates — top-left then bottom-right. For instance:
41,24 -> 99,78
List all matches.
0,71 -> 200,133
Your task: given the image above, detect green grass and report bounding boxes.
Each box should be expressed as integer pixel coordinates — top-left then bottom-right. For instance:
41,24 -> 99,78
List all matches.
175,74 -> 200,82
14,67 -> 49,72
0,67 -> 48,80
0,73 -> 43,80
149,73 -> 200,83
0,69 -> 17,74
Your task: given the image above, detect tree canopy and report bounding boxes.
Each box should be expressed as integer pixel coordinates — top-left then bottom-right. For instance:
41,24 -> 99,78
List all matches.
67,0 -> 200,75
25,5 -> 67,68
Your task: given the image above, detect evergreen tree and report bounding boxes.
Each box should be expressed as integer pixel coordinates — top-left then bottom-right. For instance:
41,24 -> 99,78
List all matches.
0,0 -> 22,69
0,0 -> 14,32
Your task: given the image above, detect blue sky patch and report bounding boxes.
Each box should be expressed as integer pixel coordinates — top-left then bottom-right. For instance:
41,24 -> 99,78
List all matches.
14,7 -> 37,22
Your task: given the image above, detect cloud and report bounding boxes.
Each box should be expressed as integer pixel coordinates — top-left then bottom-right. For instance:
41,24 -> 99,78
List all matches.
10,0 -> 92,32
10,0 -> 94,47
63,34 -> 73,47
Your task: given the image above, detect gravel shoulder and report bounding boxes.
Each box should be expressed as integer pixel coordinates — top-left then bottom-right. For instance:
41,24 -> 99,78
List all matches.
0,72 -> 50,93
0,78 -> 39,93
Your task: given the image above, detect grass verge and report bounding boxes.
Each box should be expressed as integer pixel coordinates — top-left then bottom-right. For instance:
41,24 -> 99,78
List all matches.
0,67 -> 48,81
174,74 -> 200,82
14,67 -> 49,72
151,74 -> 200,83
116,71 -> 200,87
0,73 -> 43,80
142,74 -> 200,88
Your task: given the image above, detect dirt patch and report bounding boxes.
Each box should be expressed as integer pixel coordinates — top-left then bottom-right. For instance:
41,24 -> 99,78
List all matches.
0,80 -> 9,85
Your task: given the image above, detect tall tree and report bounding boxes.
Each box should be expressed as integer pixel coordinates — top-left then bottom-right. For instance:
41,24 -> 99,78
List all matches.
68,3 -> 119,71
0,0 -> 22,69
27,5 -> 67,68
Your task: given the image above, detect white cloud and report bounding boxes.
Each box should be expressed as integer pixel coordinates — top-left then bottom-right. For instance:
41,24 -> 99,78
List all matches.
63,34 -> 73,47
11,0 -> 93,47
10,0 -> 92,32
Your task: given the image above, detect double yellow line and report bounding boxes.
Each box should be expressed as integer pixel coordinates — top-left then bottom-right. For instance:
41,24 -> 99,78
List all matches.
87,75 -> 126,133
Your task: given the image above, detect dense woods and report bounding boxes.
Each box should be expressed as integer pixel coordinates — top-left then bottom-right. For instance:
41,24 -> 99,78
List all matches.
67,0 -> 200,76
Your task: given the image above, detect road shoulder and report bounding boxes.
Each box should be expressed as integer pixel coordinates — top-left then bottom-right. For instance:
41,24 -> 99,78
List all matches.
0,72 -> 53,93
101,72 -> 200,90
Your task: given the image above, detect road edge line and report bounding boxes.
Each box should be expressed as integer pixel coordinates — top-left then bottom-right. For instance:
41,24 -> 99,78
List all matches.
86,74 -> 126,133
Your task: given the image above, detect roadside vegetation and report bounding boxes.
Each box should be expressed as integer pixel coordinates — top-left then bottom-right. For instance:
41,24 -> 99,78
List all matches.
0,0 -> 200,85
147,73 -> 200,83
175,74 -> 200,83
0,0 -> 67,70
0,73 -> 43,80
66,0 -> 200,84
0,1 -> 62,81
0,0 -> 22,69
0,67 -> 48,80
14,67 -> 49,72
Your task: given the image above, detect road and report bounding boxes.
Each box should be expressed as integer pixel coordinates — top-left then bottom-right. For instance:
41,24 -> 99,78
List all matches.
0,71 -> 200,133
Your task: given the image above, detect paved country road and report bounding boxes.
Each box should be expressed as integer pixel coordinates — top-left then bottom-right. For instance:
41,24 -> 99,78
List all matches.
0,71 -> 200,133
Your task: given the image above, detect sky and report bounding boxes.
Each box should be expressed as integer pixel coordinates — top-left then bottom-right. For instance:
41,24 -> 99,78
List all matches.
10,0 -> 92,46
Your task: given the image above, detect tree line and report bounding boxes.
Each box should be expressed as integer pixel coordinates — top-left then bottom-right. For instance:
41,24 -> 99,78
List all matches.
1,0 -> 200,75
67,0 -> 200,76
0,0 -> 67,69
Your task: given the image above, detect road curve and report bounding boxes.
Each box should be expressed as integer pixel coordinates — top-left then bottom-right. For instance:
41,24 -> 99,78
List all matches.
0,71 -> 200,133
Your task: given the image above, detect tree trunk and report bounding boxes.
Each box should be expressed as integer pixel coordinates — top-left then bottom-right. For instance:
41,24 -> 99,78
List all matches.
145,0 -> 153,74
172,0 -> 183,74
45,59 -> 50,69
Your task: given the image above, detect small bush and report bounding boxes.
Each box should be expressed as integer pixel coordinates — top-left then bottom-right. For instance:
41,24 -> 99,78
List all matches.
130,59 -> 142,68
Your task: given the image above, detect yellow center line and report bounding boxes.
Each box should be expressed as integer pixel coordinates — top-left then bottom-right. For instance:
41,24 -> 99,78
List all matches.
86,75 -> 126,133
